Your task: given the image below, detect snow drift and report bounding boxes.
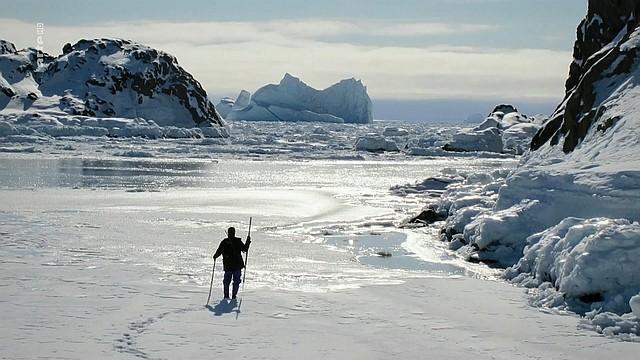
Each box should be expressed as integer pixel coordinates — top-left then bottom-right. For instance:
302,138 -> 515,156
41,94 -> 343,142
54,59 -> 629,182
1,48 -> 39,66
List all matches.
0,38 -> 226,138
224,73 -> 372,124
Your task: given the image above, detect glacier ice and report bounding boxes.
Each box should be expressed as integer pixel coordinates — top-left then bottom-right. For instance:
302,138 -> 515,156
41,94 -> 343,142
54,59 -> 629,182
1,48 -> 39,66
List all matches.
225,73 -> 372,124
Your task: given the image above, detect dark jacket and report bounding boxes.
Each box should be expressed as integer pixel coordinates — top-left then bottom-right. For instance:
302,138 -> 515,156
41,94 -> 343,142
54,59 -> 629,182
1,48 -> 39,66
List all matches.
213,237 -> 251,271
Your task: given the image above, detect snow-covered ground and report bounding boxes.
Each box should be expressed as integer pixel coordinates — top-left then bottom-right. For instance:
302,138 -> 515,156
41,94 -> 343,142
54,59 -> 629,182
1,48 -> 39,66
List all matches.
0,130 -> 637,358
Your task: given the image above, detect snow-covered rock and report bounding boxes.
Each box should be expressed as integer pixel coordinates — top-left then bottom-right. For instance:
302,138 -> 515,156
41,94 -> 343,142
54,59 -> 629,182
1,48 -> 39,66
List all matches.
0,40 -> 16,54
226,73 -> 372,124
0,38 -> 226,137
492,104 -> 518,116
354,135 -> 399,152
443,104 -> 540,155
474,117 -> 501,131
428,0 -> 640,323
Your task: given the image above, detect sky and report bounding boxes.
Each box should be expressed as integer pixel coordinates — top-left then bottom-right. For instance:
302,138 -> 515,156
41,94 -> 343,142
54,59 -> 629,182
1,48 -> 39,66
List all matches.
0,0 -> 587,121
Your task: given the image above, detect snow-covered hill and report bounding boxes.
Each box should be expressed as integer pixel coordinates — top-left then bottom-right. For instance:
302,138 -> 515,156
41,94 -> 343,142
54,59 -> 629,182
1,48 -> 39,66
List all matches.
224,73 -> 373,124
419,0 -> 640,335
0,38 -> 226,138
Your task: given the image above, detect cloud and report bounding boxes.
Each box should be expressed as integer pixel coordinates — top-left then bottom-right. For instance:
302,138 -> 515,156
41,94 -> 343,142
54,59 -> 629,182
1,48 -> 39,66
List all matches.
0,18 -> 571,103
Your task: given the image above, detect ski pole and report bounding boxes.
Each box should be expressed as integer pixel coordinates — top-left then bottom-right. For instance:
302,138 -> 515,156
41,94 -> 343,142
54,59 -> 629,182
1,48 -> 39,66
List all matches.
241,217 -> 252,291
205,258 -> 216,306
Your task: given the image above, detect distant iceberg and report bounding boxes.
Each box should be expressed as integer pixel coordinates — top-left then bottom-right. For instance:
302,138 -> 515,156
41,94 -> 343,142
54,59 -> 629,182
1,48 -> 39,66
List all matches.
225,73 -> 373,124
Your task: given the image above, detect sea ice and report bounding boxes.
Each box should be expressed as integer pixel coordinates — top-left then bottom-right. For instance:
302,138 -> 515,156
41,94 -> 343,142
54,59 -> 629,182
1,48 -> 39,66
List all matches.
354,135 -> 400,152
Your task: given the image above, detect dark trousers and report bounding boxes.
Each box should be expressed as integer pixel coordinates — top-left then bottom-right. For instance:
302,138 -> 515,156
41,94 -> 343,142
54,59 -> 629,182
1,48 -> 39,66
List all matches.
223,270 -> 242,298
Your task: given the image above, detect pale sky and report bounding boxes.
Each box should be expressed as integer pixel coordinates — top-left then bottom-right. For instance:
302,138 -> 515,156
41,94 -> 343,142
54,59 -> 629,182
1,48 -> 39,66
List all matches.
0,0 -> 586,121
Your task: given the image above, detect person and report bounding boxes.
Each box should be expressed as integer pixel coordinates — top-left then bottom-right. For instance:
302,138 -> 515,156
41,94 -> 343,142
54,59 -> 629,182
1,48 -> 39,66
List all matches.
213,226 -> 251,299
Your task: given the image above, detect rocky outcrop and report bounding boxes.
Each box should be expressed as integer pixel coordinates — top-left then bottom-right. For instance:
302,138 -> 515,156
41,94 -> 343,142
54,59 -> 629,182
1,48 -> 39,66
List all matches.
531,0 -> 640,152
0,40 -> 16,54
444,104 -> 540,155
1,38 -> 223,128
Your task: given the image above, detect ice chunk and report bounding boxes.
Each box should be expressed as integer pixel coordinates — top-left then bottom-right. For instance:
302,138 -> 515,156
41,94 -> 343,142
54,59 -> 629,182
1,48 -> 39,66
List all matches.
232,90 -> 251,111
631,295 -> 640,318
215,97 -> 235,118
444,128 -> 504,153
383,127 -> 410,137
474,117 -> 502,131
355,135 -> 399,152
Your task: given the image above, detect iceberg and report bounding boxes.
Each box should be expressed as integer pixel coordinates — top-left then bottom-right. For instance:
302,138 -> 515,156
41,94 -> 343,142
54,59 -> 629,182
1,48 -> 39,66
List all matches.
215,97 -> 235,118
226,73 -> 372,124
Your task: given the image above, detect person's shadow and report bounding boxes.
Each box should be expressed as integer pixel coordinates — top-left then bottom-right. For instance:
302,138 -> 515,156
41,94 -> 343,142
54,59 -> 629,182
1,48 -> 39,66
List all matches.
206,299 -> 238,316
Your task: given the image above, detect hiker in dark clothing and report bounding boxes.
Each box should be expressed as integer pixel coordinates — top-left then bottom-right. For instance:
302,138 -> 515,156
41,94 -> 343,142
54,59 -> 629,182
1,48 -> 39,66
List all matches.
213,227 -> 251,299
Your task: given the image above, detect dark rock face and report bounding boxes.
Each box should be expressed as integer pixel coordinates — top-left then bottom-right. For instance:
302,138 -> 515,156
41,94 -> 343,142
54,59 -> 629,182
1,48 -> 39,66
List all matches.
409,207 -> 446,225
531,0 -> 640,152
0,40 -> 16,54
565,1 -> 640,94
491,104 -> 518,116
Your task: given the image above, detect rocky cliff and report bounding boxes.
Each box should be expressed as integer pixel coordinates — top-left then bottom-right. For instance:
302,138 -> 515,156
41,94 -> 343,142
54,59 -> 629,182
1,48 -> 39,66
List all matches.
531,0 -> 640,152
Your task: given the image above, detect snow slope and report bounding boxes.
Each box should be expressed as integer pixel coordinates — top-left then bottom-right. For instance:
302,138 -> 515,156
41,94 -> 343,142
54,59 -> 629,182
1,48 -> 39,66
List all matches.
0,38 -> 225,137
419,0 -> 640,333
225,73 -> 372,124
